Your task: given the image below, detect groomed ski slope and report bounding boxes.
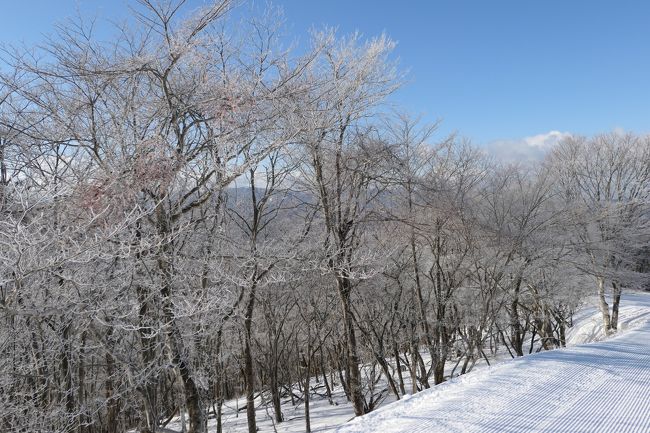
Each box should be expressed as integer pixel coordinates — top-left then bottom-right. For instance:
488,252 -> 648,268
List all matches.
338,292 -> 650,433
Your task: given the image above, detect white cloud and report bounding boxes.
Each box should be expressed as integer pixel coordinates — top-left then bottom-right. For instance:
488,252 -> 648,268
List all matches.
524,130 -> 571,148
484,130 -> 572,163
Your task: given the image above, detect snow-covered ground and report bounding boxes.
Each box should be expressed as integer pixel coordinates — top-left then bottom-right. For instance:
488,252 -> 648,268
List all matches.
160,291 -> 650,433
338,291 -> 650,433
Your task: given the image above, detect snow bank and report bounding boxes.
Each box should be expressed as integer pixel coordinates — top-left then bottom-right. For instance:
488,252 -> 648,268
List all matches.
337,292 -> 650,433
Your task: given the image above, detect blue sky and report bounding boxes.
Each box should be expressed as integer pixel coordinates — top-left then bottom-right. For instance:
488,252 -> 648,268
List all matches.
2,0 -> 649,148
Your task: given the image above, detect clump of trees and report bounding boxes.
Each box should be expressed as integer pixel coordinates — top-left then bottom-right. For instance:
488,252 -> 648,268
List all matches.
0,1 -> 648,433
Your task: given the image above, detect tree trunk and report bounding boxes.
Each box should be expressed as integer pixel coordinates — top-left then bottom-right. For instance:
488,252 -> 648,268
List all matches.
337,363 -> 349,402
302,354 -> 312,433
409,341 -> 419,394
319,347 -> 334,404
559,321 -> 566,348
269,358 -> 283,422
433,357 -> 446,385
179,399 -> 187,433
337,279 -> 365,416
597,276 -> 612,335
105,351 -> 119,433
611,282 -> 622,331
415,349 -> 429,387
243,290 -> 257,433
174,337 -> 205,433
158,213 -> 206,433
376,354 -> 400,399
136,222 -> 158,433
393,343 -> 406,396
215,399 -> 223,433
509,277 -> 525,356
460,355 -> 471,375
409,223 -> 432,390
60,323 -> 75,417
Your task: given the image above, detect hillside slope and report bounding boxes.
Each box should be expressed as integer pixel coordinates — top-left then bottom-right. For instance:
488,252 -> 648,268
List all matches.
338,292 -> 650,433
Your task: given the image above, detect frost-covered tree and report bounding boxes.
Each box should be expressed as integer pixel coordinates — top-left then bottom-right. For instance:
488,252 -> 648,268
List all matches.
295,30 -> 399,416
548,133 -> 650,334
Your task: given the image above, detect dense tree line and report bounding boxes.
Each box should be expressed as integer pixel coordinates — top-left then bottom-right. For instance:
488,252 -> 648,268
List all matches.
1,2 -> 648,432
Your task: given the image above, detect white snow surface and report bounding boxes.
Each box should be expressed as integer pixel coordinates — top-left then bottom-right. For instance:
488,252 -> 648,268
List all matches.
338,291 -> 650,433
158,291 -> 650,433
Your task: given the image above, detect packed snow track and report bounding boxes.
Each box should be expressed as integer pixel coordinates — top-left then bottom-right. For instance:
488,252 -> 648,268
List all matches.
338,292 -> 650,433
